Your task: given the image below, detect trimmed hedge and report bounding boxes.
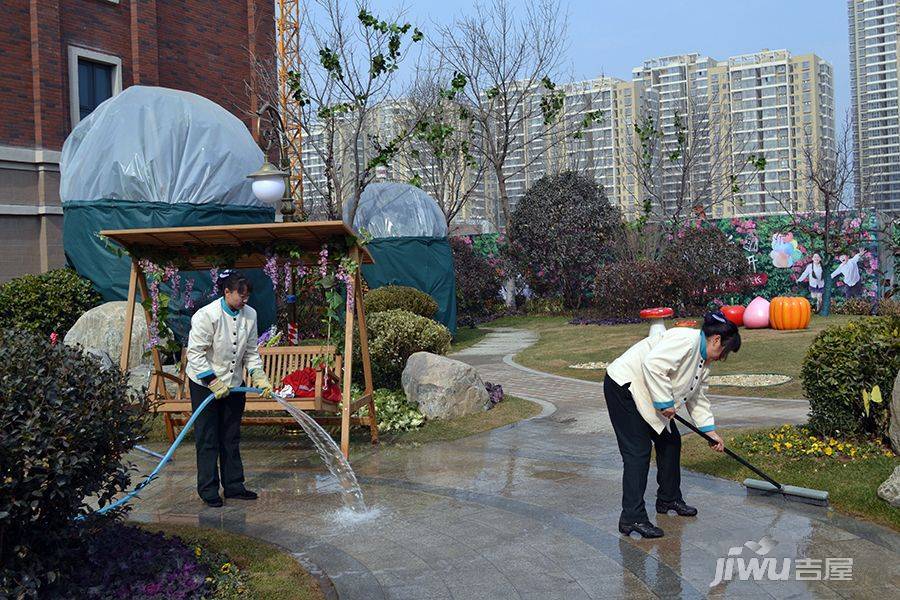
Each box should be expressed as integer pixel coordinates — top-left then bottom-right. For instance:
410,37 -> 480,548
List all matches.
365,309 -> 451,388
0,329 -> 149,597
801,317 -> 899,439
0,268 -> 101,337
364,285 -> 438,319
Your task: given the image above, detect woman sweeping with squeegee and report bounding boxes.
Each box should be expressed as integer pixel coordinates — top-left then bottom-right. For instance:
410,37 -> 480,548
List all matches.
604,311 -> 736,538
605,310 -> 828,539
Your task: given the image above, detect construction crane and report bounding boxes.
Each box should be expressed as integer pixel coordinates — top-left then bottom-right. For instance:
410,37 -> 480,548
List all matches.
276,0 -> 304,217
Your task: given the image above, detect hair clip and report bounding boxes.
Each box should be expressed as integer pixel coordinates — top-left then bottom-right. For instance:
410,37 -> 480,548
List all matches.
710,312 -> 727,323
217,269 -> 236,280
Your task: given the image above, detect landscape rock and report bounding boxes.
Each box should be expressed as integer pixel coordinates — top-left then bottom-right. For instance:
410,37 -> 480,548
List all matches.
402,352 -> 489,420
127,364 -> 183,398
65,301 -> 150,369
877,465 -> 900,508
890,370 -> 900,454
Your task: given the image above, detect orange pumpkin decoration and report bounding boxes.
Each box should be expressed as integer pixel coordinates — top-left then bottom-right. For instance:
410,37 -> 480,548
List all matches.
769,296 -> 811,330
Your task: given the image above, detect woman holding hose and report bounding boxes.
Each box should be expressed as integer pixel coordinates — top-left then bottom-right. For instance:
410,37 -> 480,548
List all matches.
604,311 -> 740,538
186,270 -> 274,507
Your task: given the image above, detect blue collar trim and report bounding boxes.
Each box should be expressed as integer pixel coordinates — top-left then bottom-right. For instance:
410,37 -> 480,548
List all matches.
220,297 -> 240,317
700,332 -> 708,360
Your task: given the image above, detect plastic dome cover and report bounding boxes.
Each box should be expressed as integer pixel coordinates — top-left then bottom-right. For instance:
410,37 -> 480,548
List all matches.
344,182 -> 448,238
60,85 -> 266,206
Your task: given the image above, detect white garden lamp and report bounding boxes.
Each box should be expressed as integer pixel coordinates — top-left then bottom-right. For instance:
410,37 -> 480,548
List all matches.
247,161 -> 288,205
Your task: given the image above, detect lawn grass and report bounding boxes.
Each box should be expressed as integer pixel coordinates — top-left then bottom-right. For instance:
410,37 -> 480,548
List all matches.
450,325 -> 490,353
479,314 -> 858,399
680,428 -> 900,531
141,523 -> 325,600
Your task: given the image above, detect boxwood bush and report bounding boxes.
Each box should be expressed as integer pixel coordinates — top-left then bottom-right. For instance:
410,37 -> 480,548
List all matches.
364,309 -> 451,388
364,285 -> 438,319
801,317 -> 900,439
0,329 -> 149,598
0,268 -> 101,337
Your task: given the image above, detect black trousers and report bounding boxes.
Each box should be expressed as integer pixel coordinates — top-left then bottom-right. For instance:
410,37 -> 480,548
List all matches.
604,374 -> 683,523
189,379 -> 247,501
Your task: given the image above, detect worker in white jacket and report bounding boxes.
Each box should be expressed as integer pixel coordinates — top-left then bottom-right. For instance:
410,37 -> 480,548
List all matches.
186,270 -> 274,507
604,311 -> 741,538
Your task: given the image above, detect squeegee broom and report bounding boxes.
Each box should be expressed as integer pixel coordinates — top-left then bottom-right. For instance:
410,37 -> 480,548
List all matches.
674,414 -> 829,507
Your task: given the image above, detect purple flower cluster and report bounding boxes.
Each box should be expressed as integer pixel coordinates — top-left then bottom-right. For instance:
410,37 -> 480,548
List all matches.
485,382 -> 504,408
318,245 -> 329,277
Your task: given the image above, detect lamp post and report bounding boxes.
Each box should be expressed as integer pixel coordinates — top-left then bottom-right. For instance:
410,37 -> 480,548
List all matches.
253,102 -> 302,222
247,161 -> 291,219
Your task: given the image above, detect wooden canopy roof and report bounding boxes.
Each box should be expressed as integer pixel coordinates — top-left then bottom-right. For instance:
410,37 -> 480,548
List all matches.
100,221 -> 373,269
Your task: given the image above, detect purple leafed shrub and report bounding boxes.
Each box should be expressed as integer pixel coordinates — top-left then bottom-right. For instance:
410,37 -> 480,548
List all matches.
569,315 -> 643,326
485,382 -> 504,408
66,522 -> 210,599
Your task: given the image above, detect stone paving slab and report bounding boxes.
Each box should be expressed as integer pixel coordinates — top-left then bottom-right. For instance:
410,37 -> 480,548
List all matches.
130,328 -> 900,599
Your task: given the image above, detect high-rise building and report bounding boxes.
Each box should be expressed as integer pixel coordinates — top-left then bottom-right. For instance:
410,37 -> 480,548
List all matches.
849,0 -> 900,212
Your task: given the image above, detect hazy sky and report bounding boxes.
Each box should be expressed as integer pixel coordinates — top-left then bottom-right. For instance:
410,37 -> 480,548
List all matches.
371,0 -> 851,122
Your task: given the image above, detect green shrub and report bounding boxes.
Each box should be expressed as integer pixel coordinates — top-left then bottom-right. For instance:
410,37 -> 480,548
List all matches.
0,329 -> 149,598
358,388 -> 425,432
365,309 -> 451,388
524,297 -> 565,315
364,285 -> 438,319
876,298 -> 900,317
0,268 -> 101,337
801,317 -> 900,439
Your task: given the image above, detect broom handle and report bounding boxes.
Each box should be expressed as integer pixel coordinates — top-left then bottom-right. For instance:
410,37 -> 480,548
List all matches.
673,414 -> 784,491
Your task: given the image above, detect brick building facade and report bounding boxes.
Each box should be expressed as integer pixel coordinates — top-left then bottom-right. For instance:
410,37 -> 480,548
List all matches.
0,0 -> 275,280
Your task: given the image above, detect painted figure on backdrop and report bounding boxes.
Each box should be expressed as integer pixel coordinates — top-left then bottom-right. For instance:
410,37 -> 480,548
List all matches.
769,233 -> 802,268
831,249 -> 865,298
797,253 -> 825,312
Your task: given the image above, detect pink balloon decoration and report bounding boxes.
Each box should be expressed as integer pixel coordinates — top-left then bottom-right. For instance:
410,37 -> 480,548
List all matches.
744,297 -> 770,329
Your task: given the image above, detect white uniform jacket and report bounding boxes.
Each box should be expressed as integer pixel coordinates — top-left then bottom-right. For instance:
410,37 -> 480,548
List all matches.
186,298 -> 264,388
606,327 -> 715,434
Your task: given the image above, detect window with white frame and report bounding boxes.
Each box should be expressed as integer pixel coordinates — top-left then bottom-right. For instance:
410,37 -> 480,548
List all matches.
68,46 -> 122,127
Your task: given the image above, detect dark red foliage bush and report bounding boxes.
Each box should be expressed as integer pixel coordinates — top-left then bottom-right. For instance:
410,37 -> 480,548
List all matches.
661,226 -> 751,310
593,260 -> 690,318
450,237 -> 501,319
508,172 -> 624,309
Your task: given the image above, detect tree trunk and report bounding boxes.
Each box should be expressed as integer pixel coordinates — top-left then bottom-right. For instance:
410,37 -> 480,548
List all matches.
494,168 -> 517,308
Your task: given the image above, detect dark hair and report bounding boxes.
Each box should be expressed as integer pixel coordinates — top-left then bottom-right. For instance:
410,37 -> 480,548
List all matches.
217,270 -> 252,295
702,310 -> 741,358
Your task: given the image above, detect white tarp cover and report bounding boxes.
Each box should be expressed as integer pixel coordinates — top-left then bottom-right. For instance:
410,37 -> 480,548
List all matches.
60,85 -> 266,206
344,182 -> 448,238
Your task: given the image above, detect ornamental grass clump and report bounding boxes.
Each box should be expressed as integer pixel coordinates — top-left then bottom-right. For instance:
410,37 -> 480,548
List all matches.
0,329 -> 149,598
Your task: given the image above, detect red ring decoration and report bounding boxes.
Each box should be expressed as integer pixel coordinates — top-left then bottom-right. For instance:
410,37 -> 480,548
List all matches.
639,307 -> 674,319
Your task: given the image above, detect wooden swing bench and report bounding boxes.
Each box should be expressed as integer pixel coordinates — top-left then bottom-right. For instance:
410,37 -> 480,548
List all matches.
155,345 -> 376,443
101,221 -> 380,459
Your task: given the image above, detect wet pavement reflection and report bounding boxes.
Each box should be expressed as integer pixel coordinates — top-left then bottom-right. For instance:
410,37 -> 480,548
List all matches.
131,329 -> 900,599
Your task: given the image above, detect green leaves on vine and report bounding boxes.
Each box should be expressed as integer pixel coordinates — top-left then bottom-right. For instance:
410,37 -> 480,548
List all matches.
358,9 -> 423,78
539,76 -> 565,125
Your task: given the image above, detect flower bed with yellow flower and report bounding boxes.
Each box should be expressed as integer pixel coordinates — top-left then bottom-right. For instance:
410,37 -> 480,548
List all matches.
736,424 -> 894,461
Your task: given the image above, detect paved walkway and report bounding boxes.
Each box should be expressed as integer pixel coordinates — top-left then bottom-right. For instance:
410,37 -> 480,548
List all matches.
132,329 -> 900,599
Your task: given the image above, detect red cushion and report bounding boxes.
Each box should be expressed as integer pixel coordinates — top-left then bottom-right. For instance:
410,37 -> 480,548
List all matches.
281,368 -> 341,404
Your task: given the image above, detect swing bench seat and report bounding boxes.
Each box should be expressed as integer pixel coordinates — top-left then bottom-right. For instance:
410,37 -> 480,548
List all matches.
155,345 -> 375,442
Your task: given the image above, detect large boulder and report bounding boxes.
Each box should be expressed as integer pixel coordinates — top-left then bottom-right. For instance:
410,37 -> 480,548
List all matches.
877,465 -> 900,508
64,301 -> 150,369
890,370 -> 900,454
402,352 -> 489,419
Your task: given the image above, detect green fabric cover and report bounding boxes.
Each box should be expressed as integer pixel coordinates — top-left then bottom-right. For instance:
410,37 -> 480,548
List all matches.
361,237 -> 457,335
62,199 -> 276,343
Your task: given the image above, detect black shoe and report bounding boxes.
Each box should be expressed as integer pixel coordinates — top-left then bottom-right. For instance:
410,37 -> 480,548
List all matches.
656,499 -> 698,517
224,489 -> 258,500
619,521 -> 664,538
203,496 -> 223,508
